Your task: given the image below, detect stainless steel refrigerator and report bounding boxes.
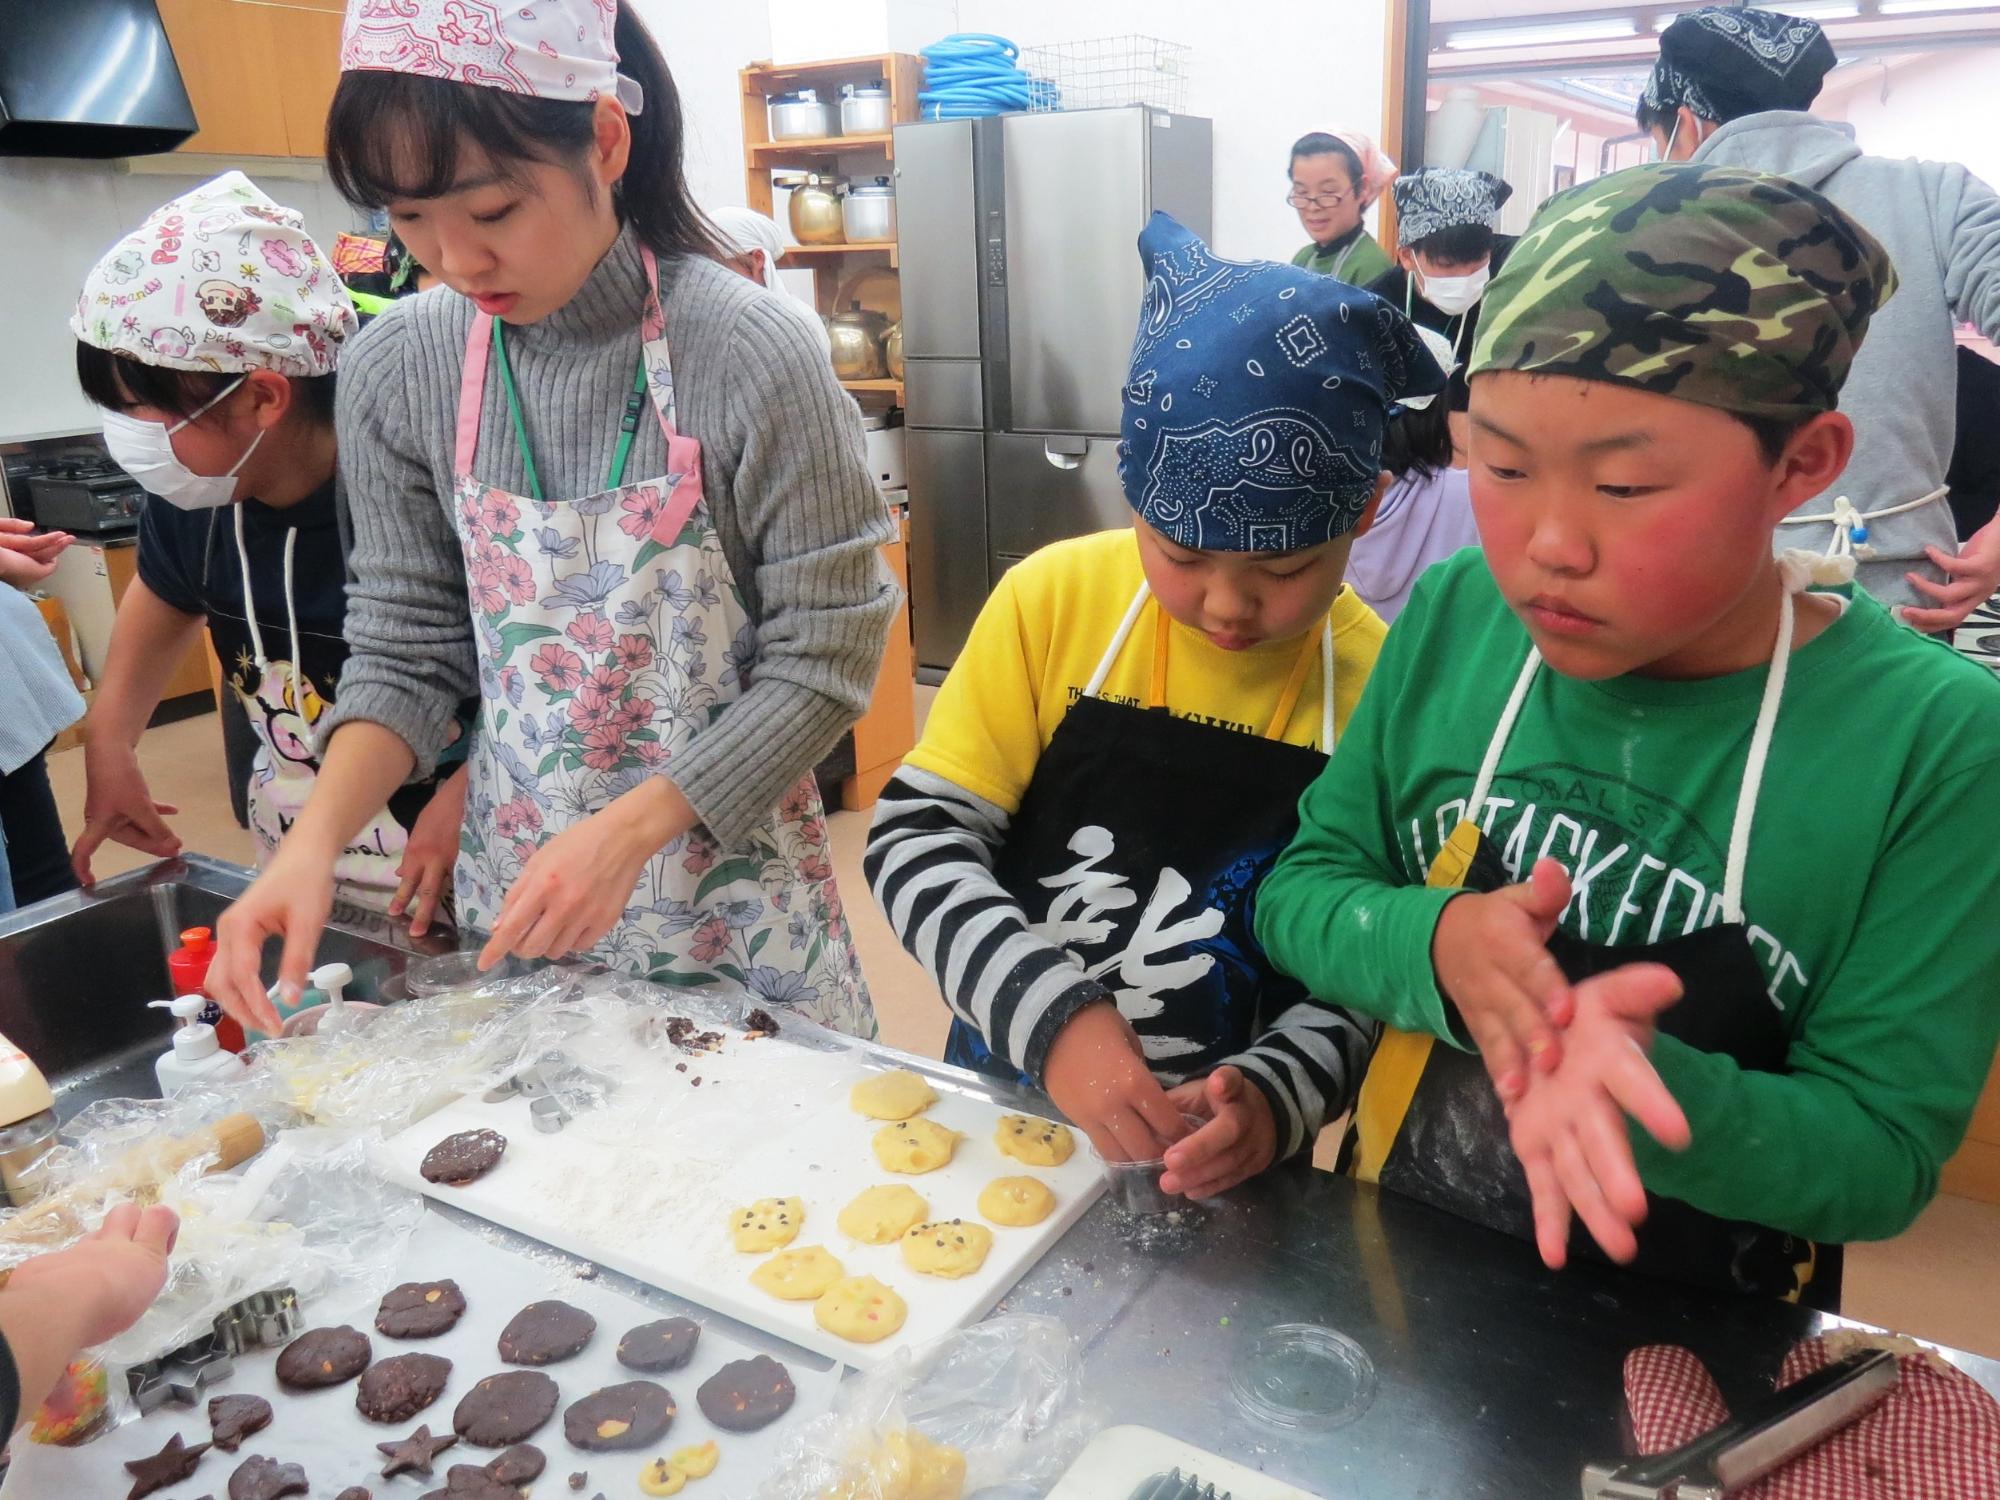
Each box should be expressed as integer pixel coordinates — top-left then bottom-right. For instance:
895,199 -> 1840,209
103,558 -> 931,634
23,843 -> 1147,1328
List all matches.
894,107 -> 1213,674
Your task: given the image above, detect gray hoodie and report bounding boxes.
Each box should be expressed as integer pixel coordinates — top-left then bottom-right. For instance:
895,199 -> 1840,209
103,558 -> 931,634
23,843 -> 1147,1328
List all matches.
1694,112 -> 2000,613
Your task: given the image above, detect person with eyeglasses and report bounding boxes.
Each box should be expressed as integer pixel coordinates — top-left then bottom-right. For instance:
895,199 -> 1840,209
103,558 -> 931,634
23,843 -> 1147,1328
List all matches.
1288,129 -> 1396,287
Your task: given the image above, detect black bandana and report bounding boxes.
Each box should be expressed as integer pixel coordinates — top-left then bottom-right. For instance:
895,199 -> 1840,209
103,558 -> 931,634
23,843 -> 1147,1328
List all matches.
1645,7 -> 1836,123
1392,169 -> 1513,249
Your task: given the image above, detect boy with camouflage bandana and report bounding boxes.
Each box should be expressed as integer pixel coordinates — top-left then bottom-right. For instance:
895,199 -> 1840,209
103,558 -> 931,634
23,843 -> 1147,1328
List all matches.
1259,164 -> 2000,1308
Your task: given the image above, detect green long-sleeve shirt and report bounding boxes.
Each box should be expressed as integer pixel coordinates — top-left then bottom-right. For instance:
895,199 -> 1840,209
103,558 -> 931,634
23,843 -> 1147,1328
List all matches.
1256,550 -> 2000,1244
1291,227 -> 1393,288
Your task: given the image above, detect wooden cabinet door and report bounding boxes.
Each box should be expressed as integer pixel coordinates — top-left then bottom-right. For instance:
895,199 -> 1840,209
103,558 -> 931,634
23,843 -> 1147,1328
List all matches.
270,3 -> 347,157
156,0 -> 290,158
103,546 -> 218,706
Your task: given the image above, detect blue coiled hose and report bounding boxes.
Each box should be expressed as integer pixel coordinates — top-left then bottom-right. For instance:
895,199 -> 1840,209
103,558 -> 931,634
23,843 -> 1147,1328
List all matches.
918,34 -> 1046,119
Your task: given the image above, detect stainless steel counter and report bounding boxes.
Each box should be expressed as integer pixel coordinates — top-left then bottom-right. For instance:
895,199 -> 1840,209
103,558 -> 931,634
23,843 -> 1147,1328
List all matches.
10,856 -> 1995,1497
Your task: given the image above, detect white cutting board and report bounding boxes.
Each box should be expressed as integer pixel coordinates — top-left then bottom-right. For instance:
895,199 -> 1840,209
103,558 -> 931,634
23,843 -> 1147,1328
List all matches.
376,1032 -> 1104,1370
0,1211 -> 837,1500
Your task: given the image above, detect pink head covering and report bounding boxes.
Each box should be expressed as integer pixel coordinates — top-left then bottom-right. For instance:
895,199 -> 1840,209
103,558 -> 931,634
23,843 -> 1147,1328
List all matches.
340,0 -> 645,113
1327,127 -> 1398,208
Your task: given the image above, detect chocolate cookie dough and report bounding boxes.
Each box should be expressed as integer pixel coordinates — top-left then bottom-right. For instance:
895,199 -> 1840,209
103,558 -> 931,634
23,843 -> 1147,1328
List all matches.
452,1370 -> 559,1448
124,1432 -> 210,1500
562,1382 -> 675,1451
420,1129 -> 508,1187
615,1318 -> 700,1374
227,1455 -> 309,1500
485,1443 -> 546,1484
695,1355 -> 795,1433
336,1488 -> 372,1500
207,1394 -> 272,1453
377,1423 -> 458,1478
275,1325 -> 372,1390
358,1352 -> 453,1423
377,1279 -> 468,1339
497,1300 -> 596,1365
430,1470 -> 517,1500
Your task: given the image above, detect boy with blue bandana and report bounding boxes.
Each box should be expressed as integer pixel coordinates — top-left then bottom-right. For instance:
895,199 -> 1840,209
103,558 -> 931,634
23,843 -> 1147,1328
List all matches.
1259,164 -> 2000,1307
866,215 -> 1443,1197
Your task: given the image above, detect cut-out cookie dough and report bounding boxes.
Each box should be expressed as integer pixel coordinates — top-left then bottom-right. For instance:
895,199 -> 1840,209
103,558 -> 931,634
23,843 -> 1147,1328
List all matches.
994,1114 -> 1074,1167
871,1119 -> 962,1175
837,1185 -> 929,1245
978,1176 -> 1056,1227
729,1196 -> 804,1253
667,1440 -> 719,1477
900,1219 -> 993,1279
750,1246 -> 845,1301
814,1277 -> 908,1344
849,1069 -> 938,1121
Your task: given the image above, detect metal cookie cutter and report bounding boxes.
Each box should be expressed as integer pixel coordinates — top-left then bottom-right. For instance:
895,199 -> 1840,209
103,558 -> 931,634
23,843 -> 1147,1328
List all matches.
126,1331 -> 236,1415
213,1286 -> 304,1357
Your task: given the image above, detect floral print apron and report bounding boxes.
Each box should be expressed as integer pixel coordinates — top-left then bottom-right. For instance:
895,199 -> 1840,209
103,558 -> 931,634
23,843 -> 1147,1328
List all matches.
446,246 -> 872,1035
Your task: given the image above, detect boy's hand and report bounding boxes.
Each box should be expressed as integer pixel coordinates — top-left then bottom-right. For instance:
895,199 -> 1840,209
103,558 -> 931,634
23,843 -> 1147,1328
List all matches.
1159,1065 -> 1277,1199
1432,858 -> 1578,1102
72,746 -> 181,884
1506,962 -> 1691,1269
1041,1001 -> 1188,1164
212,848 -> 333,1034
391,763 -> 468,937
8,1203 -> 179,1348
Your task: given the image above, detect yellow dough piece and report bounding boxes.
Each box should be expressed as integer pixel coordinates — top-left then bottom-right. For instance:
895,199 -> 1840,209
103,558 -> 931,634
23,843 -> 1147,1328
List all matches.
900,1218 -> 994,1279
978,1175 -> 1056,1227
730,1195 -> 804,1252
995,1113 -> 1075,1167
751,1245 -> 845,1301
849,1068 -> 939,1121
871,1119 -> 962,1175
814,1276 -> 908,1344
838,1184 -> 929,1244
819,1429 -> 968,1500
669,1440 -> 720,1478
641,1457 -> 688,1496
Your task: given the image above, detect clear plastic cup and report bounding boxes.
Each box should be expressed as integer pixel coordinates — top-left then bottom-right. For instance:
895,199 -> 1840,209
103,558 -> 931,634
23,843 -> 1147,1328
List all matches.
1099,1112 -> 1207,1215
405,950 -> 515,997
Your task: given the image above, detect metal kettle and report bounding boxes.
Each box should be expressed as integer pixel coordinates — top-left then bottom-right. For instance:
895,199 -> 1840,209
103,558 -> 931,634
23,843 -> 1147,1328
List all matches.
827,301 -> 891,381
787,173 -> 844,246
884,322 -> 904,380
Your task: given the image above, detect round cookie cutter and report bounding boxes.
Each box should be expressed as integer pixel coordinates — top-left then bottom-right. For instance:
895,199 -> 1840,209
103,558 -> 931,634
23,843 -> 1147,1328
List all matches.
1228,1321 -> 1376,1431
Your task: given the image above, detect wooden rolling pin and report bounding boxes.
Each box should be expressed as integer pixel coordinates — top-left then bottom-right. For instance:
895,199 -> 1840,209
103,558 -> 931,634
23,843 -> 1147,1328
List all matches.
0,1112 -> 265,1246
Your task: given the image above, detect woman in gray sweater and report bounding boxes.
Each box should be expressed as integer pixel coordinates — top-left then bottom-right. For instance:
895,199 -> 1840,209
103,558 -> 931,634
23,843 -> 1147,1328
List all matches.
211,0 -> 896,1034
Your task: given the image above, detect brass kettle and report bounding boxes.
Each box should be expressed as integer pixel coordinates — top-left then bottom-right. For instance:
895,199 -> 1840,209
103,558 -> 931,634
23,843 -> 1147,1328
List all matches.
827,301 -> 891,381
884,322 -> 904,380
787,173 -> 844,246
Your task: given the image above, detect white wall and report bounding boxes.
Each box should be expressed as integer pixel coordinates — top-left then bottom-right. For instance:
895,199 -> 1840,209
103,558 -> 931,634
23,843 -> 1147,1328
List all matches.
631,0 -> 775,217
1831,48 -> 2000,200
0,158 -> 359,443
949,0 -> 1389,261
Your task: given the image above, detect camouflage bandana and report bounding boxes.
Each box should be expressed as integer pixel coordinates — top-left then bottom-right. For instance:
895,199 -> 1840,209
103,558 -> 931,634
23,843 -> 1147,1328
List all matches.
1469,163 -> 1896,420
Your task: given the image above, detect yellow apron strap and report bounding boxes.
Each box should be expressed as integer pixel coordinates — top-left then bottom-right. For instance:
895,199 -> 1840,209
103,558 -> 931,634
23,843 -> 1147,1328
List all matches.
1149,604 -> 1171,709
1261,628 -> 1323,742
1349,817 -> 1486,1183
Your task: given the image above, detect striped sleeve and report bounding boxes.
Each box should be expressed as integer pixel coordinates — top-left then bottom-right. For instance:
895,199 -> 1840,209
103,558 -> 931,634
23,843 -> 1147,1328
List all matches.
863,765 -> 1112,1081
1219,1002 -> 1378,1163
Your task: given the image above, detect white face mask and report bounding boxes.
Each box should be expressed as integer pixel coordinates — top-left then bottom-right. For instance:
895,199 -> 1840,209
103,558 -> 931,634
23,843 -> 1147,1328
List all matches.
1418,262 -> 1491,317
102,376 -> 264,511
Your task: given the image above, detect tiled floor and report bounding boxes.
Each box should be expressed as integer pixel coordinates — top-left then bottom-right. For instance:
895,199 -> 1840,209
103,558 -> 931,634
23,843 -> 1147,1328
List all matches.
42,700 -> 2000,1360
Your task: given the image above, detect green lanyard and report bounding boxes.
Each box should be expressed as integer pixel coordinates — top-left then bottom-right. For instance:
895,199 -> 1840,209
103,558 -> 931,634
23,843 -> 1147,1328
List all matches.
492,319 -> 651,502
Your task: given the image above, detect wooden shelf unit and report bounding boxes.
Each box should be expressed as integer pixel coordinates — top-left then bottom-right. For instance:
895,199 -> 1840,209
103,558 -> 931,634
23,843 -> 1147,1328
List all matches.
778,241 -> 899,269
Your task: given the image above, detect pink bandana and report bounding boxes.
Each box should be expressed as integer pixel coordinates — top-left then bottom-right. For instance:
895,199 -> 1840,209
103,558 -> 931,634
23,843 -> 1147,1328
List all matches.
340,0 -> 645,113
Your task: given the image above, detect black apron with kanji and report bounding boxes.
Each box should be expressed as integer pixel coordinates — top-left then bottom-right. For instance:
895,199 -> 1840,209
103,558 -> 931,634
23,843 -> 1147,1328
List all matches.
1344,583 -> 1842,1308
945,584 -> 1335,1087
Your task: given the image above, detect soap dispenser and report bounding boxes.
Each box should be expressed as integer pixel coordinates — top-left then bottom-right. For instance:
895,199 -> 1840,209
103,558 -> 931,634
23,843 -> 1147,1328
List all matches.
149,996 -> 249,1094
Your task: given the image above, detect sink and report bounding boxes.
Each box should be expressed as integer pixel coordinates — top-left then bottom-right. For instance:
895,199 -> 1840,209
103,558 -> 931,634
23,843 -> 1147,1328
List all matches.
0,855 -> 450,1119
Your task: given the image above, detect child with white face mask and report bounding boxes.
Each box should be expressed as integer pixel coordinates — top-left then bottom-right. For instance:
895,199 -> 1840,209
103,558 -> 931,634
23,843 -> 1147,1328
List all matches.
71,172 -> 476,936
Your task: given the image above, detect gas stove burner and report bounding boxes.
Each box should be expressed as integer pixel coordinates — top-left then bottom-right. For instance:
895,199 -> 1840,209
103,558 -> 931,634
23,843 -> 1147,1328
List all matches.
38,455 -> 123,482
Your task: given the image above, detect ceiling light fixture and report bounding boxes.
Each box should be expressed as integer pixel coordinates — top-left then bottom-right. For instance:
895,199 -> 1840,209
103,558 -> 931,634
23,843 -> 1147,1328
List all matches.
1877,0 -> 1998,12
1443,17 -> 1641,51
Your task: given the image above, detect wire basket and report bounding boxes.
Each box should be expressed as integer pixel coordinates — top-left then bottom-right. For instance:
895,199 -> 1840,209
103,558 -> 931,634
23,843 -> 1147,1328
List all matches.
1021,35 -> 1191,114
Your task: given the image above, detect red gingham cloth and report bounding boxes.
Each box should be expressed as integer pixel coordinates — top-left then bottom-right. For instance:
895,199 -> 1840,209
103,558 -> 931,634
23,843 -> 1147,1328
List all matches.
1623,1339 -> 2000,1498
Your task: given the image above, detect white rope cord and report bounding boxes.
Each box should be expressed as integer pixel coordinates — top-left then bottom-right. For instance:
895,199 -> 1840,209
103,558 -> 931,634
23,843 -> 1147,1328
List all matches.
281,526 -> 301,681
1467,647 -> 1542,823
1083,582 -> 1153,699
1776,485 -> 1949,582
1721,565 -> 1805,924
1320,617 -> 1336,751
233,502 -> 266,668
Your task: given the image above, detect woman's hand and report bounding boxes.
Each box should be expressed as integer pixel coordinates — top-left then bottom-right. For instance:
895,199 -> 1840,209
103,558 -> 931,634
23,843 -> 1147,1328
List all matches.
210,847 -> 336,1034
1159,1065 -> 1277,1199
478,777 -> 695,968
8,1203 -> 179,1348
1040,1001 -> 1188,1164
71,747 -> 181,884
390,764 -> 468,937
0,518 -> 72,587
1902,523 -> 2000,635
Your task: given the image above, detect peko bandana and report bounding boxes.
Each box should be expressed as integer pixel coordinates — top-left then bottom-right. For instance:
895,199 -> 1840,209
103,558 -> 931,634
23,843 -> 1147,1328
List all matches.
71,172 -> 357,378
1119,214 -> 1445,553
1644,7 -> 1836,124
1469,163 -> 1894,421
1393,168 -> 1513,249
340,0 -> 645,113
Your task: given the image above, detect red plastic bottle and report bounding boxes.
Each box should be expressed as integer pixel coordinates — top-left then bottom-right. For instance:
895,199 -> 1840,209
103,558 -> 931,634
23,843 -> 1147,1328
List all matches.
166,927 -> 245,1053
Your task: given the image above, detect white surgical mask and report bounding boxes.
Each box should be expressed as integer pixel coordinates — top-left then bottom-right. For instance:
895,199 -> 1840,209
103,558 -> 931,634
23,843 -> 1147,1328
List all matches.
1418,262 -> 1490,317
101,376 -> 264,511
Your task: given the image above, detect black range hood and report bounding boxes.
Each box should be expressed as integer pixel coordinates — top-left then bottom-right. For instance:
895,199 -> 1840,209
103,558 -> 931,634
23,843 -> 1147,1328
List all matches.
0,0 -> 197,158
